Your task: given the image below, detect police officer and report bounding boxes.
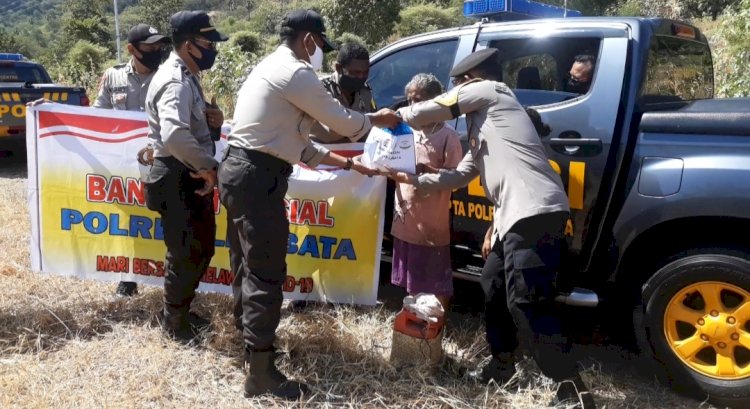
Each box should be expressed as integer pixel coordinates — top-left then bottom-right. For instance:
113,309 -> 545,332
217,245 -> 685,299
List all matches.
290,41 -> 377,310
218,9 -> 398,399
94,24 -> 171,298
94,24 -> 171,111
384,49 -> 596,409
143,11 -> 227,343
310,42 -> 376,142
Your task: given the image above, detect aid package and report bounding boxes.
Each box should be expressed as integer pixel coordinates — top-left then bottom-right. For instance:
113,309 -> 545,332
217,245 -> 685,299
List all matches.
361,123 -> 416,174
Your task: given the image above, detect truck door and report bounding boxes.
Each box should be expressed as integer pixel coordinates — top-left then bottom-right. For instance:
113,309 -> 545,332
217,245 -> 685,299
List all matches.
468,27 -> 630,264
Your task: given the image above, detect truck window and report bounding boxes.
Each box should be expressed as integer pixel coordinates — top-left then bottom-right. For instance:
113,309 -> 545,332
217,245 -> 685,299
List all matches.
0,65 -> 52,84
642,36 -> 713,102
502,54 -> 558,91
486,37 -> 601,107
369,40 -> 459,109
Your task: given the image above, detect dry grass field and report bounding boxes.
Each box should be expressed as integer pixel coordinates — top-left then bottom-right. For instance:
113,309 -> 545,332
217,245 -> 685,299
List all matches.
0,153 -> 719,408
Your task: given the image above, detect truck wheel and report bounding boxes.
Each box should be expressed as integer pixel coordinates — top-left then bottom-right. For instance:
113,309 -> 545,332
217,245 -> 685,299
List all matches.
640,252 -> 750,407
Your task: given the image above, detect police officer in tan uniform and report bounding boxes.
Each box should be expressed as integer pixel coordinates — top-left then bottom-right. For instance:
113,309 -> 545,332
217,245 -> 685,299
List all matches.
94,24 -> 171,112
94,24 -> 171,298
143,11 -> 227,343
218,9 -> 397,400
290,42 -> 378,310
385,49 -> 596,409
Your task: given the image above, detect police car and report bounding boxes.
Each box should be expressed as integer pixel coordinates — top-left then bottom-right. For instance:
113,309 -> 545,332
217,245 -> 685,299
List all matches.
369,1 -> 750,406
0,53 -> 88,151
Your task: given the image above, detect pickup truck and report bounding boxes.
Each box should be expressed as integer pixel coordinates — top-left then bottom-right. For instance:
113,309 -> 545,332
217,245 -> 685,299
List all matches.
367,16 -> 750,407
0,53 -> 89,153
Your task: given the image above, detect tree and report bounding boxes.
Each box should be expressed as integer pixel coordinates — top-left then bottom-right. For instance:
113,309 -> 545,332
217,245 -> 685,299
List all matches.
66,40 -> 110,72
60,0 -> 113,49
202,42 -> 255,115
0,28 -> 27,55
321,0 -> 401,46
119,0 -> 185,36
335,32 -> 367,48
394,5 -> 459,39
684,0 -> 737,20
247,0 -> 326,36
714,0 -> 750,97
547,0 -> 619,16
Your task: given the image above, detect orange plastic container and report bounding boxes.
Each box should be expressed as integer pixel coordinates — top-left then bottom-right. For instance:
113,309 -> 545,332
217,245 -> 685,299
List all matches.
393,308 -> 444,340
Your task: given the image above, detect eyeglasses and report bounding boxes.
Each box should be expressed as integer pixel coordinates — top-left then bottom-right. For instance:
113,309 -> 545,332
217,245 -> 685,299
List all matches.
192,38 -> 217,50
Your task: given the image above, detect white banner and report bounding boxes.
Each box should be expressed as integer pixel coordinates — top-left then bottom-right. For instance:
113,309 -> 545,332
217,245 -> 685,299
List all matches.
26,103 -> 386,305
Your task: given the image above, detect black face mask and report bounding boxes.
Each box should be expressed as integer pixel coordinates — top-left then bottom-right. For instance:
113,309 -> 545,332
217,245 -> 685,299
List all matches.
339,74 -> 367,92
190,41 -> 218,71
136,48 -> 168,71
565,78 -> 590,94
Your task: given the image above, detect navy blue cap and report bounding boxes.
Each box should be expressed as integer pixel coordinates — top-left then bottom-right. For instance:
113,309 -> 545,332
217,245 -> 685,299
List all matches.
128,24 -> 169,45
449,48 -> 499,77
281,9 -> 335,52
170,11 -> 228,42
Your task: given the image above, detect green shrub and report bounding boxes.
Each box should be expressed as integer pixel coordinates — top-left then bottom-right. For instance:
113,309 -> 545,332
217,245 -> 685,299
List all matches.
394,4 -> 459,39
202,42 -> 256,116
713,0 -> 750,97
231,31 -> 263,54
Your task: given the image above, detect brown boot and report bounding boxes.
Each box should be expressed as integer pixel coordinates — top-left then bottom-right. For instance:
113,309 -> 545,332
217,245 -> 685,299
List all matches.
244,349 -> 308,400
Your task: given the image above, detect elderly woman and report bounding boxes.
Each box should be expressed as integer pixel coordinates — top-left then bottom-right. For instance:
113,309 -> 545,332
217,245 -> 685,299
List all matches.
390,73 -> 463,310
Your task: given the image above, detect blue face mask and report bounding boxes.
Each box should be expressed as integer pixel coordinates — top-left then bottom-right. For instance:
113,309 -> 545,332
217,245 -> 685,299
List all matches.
190,41 -> 218,71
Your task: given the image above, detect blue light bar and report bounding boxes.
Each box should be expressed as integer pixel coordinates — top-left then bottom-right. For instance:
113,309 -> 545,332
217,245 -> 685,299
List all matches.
464,0 -> 582,19
0,53 -> 25,61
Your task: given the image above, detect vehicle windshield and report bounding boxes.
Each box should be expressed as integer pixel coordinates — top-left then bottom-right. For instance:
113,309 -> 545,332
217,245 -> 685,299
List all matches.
0,66 -> 52,83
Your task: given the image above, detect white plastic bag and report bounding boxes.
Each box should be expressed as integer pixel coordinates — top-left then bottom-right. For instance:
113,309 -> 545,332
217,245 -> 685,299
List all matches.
362,124 -> 416,174
403,293 -> 445,323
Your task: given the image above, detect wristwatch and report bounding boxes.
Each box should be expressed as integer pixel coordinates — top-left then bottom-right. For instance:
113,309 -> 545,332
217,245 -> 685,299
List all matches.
343,157 -> 354,171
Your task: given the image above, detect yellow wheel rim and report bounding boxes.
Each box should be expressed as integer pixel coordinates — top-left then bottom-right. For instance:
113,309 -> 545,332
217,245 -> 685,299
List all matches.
664,281 -> 750,380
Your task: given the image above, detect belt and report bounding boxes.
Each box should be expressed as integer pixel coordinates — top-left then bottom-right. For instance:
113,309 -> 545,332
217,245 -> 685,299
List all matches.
154,156 -> 189,171
226,146 -> 292,176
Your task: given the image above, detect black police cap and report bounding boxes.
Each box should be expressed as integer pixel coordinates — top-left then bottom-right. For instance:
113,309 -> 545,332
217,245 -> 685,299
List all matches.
170,10 -> 228,42
127,24 -> 170,45
449,48 -> 499,77
281,9 -> 335,52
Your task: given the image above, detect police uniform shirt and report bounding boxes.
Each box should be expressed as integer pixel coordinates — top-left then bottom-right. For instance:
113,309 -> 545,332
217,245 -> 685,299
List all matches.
145,52 -> 218,171
396,80 -> 570,241
321,71 -> 376,113
310,71 -> 376,141
228,45 -> 371,167
93,59 -> 154,111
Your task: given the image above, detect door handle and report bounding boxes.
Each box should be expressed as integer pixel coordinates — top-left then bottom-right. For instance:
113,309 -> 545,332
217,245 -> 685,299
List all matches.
549,138 -> 602,148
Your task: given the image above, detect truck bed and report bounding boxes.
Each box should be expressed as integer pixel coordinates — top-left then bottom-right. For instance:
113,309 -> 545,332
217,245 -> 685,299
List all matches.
640,98 -> 750,136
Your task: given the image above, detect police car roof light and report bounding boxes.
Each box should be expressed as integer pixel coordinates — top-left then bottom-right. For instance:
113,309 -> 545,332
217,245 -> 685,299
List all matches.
0,53 -> 25,61
463,0 -> 582,20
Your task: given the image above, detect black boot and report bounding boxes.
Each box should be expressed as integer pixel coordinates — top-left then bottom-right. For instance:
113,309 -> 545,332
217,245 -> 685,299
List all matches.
244,349 -> 308,400
467,353 -> 517,384
115,281 -> 138,297
187,311 -> 210,332
157,309 -> 200,344
549,374 -> 597,409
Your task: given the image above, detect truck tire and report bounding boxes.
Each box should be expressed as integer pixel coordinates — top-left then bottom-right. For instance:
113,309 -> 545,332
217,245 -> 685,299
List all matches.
640,251 -> 750,408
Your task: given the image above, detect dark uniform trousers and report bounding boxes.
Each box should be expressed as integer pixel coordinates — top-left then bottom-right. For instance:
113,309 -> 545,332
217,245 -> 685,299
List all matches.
143,157 -> 216,322
481,210 -> 575,382
218,146 -> 293,351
